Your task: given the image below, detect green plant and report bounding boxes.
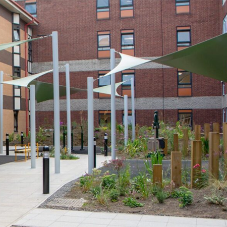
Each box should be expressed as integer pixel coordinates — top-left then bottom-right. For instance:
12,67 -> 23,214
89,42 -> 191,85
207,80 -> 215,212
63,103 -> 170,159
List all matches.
123,197 -> 144,208
149,150 -> 163,165
102,174 -> 116,189
36,127 -> 47,144
155,188 -> 169,203
60,154 -> 79,160
181,166 -> 191,187
91,186 -> 101,198
9,132 -> 14,142
204,194 -> 226,205
109,189 -> 120,202
118,164 -> 131,196
116,124 -> 124,133
201,137 -> 209,156
177,186 -> 193,208
80,174 -> 94,193
132,173 -> 149,199
193,164 -> 209,189
16,133 -> 20,141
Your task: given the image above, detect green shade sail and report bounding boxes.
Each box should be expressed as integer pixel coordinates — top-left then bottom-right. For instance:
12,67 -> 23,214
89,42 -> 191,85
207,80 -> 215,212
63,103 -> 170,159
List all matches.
30,81 -> 86,103
153,33 -> 227,82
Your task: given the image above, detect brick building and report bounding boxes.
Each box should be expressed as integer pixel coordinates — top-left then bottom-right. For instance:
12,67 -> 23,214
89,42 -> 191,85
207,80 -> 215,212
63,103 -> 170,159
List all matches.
0,0 -> 38,138
11,0 -> 227,130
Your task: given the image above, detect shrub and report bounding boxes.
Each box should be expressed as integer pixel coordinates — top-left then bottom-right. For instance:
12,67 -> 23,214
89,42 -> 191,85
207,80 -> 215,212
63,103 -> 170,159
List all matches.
109,189 -> 120,202
80,174 -> 94,193
204,194 -> 226,205
177,186 -> 193,208
123,197 -> 144,208
91,186 -> 101,198
118,165 -> 131,196
155,188 -> 169,203
9,132 -> 14,142
102,174 -> 116,189
132,173 -> 149,199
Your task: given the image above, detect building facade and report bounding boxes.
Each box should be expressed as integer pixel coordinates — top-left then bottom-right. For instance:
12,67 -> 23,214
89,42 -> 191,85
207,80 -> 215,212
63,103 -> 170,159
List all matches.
0,0 -> 38,138
11,0 -> 227,129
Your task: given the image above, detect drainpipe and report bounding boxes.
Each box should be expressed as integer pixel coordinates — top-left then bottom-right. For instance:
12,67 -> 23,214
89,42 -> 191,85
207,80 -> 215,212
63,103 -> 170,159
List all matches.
24,19 -> 34,136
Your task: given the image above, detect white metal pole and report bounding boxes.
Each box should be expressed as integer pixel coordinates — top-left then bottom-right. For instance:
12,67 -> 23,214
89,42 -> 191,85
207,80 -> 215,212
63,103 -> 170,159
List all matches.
0,71 -> 3,154
52,31 -> 60,174
124,95 -> 128,146
111,49 -> 116,160
65,64 -> 71,155
131,78 -> 135,141
30,85 -> 36,168
87,77 -> 94,174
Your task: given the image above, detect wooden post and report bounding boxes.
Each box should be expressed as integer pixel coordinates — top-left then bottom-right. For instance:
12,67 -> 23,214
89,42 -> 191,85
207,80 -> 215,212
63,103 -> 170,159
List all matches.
191,140 -> 202,188
164,138 -> 168,155
223,123 -> 227,179
209,132 -> 220,180
213,123 -> 220,133
153,164 -> 162,186
204,123 -> 210,140
171,151 -> 182,188
183,129 -> 188,156
195,125 -> 201,140
173,133 -> 179,151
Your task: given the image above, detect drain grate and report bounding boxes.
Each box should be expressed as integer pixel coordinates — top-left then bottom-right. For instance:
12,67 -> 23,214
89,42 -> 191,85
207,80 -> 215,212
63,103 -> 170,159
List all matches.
47,198 -> 87,208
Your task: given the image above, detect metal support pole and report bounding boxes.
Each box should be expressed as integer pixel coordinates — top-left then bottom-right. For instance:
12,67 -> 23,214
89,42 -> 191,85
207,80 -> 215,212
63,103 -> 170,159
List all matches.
124,95 -> 128,146
66,63 -> 71,154
94,137 -> 96,168
21,131 -> 24,146
104,133 -> 108,156
0,71 -> 3,154
30,85 -> 36,168
87,77 -> 94,174
43,146 -> 49,194
131,78 -> 135,141
6,133 -> 9,155
52,31 -> 60,174
111,48 -> 116,160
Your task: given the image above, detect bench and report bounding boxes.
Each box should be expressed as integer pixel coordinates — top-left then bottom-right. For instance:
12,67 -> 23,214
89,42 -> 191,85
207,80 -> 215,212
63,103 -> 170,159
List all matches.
15,143 -> 39,161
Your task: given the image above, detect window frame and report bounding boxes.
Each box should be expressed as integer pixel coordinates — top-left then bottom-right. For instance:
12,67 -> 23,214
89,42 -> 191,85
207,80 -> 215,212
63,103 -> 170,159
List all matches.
120,0 -> 134,18
14,110 -> 19,132
97,0 -> 110,20
175,0 -> 190,14
97,31 -> 111,59
176,26 -> 191,50
121,70 -> 135,97
177,69 -> 192,97
98,110 -> 111,124
25,2 -> 37,17
178,109 -> 192,127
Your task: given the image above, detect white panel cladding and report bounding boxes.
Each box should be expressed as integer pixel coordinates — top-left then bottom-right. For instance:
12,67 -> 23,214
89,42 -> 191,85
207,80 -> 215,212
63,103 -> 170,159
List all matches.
14,54 -> 20,67
13,13 -> 20,24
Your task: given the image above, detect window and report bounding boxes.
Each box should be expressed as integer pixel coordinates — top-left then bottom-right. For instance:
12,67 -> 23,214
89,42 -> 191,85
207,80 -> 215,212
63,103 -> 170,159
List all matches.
222,81 -> 225,96
97,0 -> 109,20
223,0 -> 226,6
177,26 -> 191,51
178,110 -> 192,127
176,0 -> 190,14
223,15 -> 227,33
122,70 -> 134,97
28,33 -> 32,74
25,3 -> 37,17
99,110 -> 111,124
121,30 -> 134,56
178,69 -> 192,96
97,31 -> 110,58
14,111 -> 18,132
123,110 -> 132,125
13,29 -> 20,41
120,0 -> 133,18
98,71 -> 111,98
13,85 -> 21,110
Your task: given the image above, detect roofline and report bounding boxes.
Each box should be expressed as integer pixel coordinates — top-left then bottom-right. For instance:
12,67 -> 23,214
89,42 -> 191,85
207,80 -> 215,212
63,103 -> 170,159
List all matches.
0,0 -> 39,25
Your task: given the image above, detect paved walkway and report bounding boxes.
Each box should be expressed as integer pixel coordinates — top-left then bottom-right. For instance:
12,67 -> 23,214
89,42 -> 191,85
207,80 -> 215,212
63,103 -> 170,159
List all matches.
0,148 -> 226,227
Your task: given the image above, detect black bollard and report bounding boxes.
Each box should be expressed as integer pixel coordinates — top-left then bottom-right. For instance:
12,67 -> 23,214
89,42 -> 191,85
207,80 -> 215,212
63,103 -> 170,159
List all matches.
71,131 -> 73,152
80,126 -> 84,150
104,133 -> 108,156
94,137 -> 96,168
63,127 -> 66,148
6,133 -> 9,156
21,131 -> 23,146
43,146 -> 50,194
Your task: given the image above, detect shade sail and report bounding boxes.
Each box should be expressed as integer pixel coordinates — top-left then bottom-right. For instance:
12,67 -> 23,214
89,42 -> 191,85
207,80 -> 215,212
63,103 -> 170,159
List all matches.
30,81 -> 86,103
153,33 -> 227,82
2,69 -> 53,87
101,52 -> 151,78
0,36 -> 48,51
93,81 -> 125,97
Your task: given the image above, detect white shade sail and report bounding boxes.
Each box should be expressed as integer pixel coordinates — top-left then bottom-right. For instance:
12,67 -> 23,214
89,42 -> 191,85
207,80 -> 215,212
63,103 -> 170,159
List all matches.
93,81 -> 125,97
0,36 -> 48,51
101,52 -> 151,78
2,69 -> 53,87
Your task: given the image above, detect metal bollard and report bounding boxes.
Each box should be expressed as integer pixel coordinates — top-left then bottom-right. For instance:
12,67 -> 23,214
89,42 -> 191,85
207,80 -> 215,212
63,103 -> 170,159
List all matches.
104,133 -> 108,156
21,131 -> 23,146
43,146 -> 50,194
94,137 -> 96,168
6,133 -> 9,155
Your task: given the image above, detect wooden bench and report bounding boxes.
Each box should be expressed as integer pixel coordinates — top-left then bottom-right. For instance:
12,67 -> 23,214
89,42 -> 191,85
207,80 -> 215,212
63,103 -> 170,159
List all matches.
15,143 -> 39,161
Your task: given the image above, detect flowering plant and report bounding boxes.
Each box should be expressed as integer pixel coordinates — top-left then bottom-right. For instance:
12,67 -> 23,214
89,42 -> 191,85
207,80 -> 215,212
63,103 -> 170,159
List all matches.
193,163 -> 209,189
